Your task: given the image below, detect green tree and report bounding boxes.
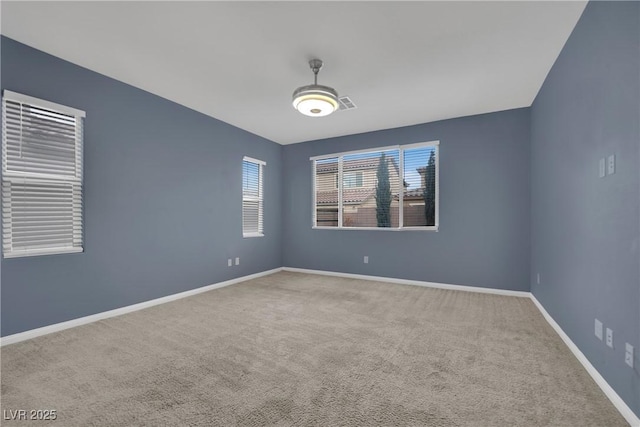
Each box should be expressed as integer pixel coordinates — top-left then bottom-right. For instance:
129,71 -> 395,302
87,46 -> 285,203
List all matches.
375,153 -> 392,227
424,150 -> 436,226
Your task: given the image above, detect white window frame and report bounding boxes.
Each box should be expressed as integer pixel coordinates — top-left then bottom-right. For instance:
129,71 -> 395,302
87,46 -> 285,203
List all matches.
242,156 -> 265,238
311,141 -> 439,231
2,90 -> 85,258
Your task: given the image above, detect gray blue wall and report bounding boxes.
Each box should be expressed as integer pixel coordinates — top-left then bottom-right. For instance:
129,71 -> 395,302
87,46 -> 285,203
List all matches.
0,37 -> 283,336
2,1 -> 638,419
531,1 -> 639,417
282,109 -> 531,292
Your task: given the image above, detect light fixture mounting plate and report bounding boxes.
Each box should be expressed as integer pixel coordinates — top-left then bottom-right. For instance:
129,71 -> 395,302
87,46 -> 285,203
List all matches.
309,59 -> 323,74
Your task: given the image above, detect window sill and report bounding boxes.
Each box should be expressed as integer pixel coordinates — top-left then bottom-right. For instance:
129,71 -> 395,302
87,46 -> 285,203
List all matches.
3,247 -> 83,259
243,233 -> 264,238
312,226 -> 438,232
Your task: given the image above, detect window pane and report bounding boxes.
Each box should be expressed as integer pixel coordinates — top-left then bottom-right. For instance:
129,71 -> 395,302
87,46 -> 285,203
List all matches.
2,178 -> 82,254
4,100 -> 79,178
242,200 -> 260,233
242,161 -> 260,198
342,149 -> 400,228
403,146 -> 436,226
315,157 -> 338,227
343,171 -> 363,188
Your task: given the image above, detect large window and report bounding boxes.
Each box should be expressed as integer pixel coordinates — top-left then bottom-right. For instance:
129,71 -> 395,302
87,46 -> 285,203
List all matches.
312,142 -> 438,230
242,156 -> 265,237
2,91 -> 85,258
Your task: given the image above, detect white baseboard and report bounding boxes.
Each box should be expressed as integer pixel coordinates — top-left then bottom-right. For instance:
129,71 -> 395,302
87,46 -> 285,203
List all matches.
282,266 -> 530,297
0,267 -> 283,347
530,295 -> 640,427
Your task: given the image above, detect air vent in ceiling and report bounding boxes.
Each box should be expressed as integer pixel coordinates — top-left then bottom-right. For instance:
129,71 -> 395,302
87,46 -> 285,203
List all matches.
338,96 -> 357,111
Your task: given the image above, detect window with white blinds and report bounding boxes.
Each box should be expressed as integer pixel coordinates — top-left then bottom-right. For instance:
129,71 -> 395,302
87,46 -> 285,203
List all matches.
311,141 -> 439,230
242,156 -> 265,237
2,90 -> 85,258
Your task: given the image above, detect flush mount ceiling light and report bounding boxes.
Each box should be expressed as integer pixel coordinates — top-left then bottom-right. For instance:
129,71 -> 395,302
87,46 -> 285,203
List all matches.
292,59 -> 339,117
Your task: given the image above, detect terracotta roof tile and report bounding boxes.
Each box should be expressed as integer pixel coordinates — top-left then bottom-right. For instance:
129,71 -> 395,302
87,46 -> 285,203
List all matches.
316,157 -> 399,174
319,188 -> 427,204
316,188 -> 375,205
404,189 -> 425,198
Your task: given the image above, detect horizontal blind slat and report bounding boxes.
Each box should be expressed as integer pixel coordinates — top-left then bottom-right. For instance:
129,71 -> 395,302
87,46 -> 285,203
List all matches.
5,119 -> 77,139
6,132 -> 77,149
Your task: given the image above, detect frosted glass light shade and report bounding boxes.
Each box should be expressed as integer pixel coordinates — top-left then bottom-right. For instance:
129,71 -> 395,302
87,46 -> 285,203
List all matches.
292,85 -> 339,117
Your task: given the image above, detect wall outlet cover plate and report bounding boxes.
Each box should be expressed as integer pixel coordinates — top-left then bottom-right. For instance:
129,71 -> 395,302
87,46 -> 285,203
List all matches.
594,319 -> 603,340
625,343 -> 634,368
605,328 -> 613,348
607,154 -> 615,175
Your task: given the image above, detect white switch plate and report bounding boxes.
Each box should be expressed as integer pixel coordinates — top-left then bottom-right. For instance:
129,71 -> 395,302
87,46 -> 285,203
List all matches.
606,328 -> 613,348
607,154 -> 615,175
536,273 -> 540,285
599,158 -> 606,178
227,259 -> 232,267
235,257 -> 240,265
595,319 -> 603,340
364,256 -> 369,264
625,343 -> 634,368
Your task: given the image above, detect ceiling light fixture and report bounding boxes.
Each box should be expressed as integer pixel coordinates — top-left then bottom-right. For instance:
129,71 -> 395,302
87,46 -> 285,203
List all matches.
292,59 -> 339,117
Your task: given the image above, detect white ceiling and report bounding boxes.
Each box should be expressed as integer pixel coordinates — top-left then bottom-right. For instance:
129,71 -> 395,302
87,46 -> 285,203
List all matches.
1,1 -> 587,145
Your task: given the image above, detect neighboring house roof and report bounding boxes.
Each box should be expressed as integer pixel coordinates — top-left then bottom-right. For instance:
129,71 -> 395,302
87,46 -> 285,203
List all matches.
316,156 -> 424,206
317,188 -> 375,205
316,156 -> 400,175
318,188 -> 426,205
399,188 -> 425,201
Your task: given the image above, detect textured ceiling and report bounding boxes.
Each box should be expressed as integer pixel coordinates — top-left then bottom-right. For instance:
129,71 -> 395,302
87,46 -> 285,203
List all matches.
1,1 -> 587,144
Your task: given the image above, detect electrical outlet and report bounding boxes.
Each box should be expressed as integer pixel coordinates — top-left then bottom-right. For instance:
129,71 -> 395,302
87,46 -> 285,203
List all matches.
625,343 -> 634,368
227,259 -> 232,267
599,158 -> 606,178
235,257 -> 240,266
364,256 -> 369,264
536,273 -> 540,285
607,154 -> 615,175
606,328 -> 613,348
594,319 -> 603,340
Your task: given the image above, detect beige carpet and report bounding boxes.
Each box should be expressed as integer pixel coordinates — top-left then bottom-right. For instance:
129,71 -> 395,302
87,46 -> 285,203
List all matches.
0,272 -> 627,426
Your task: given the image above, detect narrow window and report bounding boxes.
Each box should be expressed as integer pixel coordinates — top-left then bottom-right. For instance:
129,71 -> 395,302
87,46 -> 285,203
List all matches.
242,156 -> 265,237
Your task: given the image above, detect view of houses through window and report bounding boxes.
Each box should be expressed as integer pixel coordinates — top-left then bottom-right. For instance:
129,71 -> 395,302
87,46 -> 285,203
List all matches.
312,142 -> 438,230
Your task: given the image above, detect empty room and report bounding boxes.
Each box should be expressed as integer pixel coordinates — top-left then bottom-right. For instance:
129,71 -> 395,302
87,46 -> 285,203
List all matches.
1,1 -> 638,426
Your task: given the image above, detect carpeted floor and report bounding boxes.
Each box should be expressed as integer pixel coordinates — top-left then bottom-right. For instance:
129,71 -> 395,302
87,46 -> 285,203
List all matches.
0,272 -> 628,426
